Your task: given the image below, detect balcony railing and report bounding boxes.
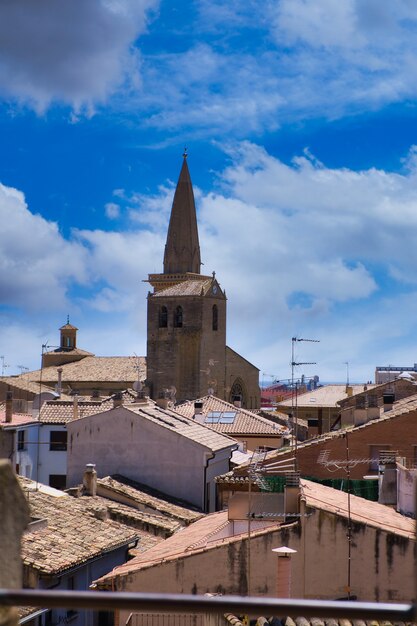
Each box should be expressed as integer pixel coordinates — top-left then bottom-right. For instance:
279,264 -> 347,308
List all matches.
0,589 -> 415,622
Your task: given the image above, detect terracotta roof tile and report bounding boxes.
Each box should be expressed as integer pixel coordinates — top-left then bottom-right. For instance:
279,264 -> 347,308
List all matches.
40,391 -> 138,424
277,385 -> 378,409
20,477 -> 138,575
152,279 -> 213,297
124,403 -> 236,452
174,396 -> 287,437
0,411 -> 37,428
98,476 -> 203,525
300,478 -> 415,539
20,356 -> 146,384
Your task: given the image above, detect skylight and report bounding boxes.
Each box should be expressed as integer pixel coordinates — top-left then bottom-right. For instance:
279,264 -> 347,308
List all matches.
205,411 -> 237,424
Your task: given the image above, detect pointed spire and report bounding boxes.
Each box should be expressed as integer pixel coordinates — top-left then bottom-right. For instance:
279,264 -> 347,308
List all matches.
163,154 -> 201,275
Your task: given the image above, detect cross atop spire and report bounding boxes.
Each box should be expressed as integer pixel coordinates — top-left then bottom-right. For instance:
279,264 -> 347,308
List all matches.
163,156 -> 201,275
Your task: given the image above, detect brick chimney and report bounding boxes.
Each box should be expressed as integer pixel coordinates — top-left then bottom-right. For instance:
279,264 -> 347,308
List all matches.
56,367 -> 63,397
83,463 -> 97,496
272,546 -> 297,597
5,391 -> 13,423
72,395 -> 79,421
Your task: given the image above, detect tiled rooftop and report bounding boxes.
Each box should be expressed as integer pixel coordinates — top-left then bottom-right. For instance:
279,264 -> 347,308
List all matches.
98,476 -> 203,525
152,279 -> 214,297
174,395 -> 286,436
0,411 -> 37,429
0,376 -> 70,398
300,479 -> 415,539
277,385 -> 377,409
20,477 -> 138,576
40,391 -> 138,423
123,403 -> 236,452
94,510 -> 276,585
19,356 -> 146,384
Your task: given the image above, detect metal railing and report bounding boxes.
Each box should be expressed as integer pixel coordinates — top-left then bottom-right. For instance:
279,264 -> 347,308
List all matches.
0,589 -> 415,621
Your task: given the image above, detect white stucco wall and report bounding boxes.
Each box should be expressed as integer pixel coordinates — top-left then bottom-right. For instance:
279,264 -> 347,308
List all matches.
67,407 -> 232,510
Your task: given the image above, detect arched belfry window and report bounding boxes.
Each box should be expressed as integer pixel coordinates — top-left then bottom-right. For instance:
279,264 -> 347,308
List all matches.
212,305 -> 218,331
159,306 -> 168,328
174,306 -> 183,328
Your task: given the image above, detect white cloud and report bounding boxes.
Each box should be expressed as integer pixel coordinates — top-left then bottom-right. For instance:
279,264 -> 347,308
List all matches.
0,182 -> 87,310
0,0 -> 157,111
105,202 -> 121,219
5,142 -> 417,381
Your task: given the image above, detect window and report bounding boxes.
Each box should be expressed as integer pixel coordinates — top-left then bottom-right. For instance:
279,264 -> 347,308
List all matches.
369,445 -> 391,472
49,474 -> 67,490
212,305 -> 218,331
17,430 -> 26,451
174,306 -> 183,328
50,431 -> 67,451
159,306 -> 168,328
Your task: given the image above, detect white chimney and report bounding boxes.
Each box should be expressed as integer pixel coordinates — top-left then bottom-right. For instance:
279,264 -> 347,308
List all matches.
272,546 -> 297,598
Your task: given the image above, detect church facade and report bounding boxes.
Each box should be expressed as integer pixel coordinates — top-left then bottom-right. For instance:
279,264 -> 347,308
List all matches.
146,155 -> 260,408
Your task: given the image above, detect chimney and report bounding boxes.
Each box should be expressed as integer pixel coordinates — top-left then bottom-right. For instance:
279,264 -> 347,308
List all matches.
346,386 -> 353,397
5,391 -> 13,423
193,401 -> 205,424
378,452 -> 397,506
113,392 -> 123,408
272,546 -> 297,597
73,395 -> 79,421
83,463 -> 97,496
284,472 -> 300,517
56,367 -> 63,398
232,395 -> 242,408
383,391 -> 395,412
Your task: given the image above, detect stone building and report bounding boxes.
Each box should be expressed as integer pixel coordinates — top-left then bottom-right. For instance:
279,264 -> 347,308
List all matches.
146,155 -> 260,408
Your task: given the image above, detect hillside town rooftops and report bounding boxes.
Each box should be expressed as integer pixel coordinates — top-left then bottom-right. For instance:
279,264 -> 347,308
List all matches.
174,395 -> 286,436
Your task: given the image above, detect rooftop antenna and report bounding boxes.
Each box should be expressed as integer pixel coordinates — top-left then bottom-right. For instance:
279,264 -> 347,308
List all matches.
291,337 -> 319,467
0,356 -> 9,377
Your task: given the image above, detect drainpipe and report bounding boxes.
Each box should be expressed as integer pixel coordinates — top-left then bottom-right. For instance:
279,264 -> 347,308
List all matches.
203,452 -> 215,513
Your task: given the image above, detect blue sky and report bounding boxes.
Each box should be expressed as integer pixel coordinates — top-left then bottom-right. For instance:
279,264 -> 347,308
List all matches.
2,1 -> 417,384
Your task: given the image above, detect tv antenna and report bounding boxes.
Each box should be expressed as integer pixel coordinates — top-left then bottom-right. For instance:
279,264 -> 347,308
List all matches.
291,336 -> 319,466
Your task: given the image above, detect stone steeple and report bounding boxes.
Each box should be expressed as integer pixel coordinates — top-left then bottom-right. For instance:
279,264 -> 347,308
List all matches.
163,154 -> 201,275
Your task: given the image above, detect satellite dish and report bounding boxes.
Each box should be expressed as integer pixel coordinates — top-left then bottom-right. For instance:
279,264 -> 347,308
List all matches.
133,380 -> 143,392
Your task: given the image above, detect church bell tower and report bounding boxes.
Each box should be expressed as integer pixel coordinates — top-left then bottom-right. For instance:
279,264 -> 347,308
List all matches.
146,154 -> 227,403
